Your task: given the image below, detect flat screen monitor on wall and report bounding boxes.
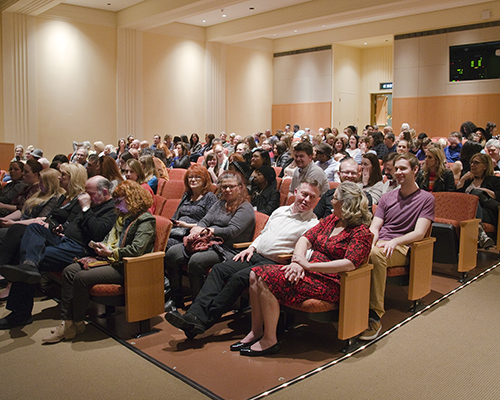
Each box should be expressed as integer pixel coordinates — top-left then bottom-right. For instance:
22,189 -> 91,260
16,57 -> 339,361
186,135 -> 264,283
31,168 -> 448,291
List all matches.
449,40 -> 500,82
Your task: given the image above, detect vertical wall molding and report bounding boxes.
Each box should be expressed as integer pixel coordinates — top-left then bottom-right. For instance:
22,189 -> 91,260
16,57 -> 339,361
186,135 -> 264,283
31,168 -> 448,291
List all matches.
205,41 -> 226,135
117,28 -> 143,139
2,11 -> 37,146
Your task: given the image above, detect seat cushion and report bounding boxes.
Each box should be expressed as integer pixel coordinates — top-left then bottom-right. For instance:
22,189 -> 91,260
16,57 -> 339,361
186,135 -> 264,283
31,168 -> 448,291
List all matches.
386,265 -> 410,277
89,284 -> 124,297
286,298 -> 339,313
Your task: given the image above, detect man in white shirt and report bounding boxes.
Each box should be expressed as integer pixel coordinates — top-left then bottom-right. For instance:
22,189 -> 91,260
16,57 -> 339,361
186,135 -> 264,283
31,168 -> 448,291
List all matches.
165,179 -> 321,339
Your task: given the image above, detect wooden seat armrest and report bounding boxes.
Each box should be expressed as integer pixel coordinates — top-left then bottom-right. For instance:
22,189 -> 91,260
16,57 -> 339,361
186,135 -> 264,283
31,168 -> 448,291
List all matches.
277,254 -> 292,261
337,262 -> 373,340
408,237 -> 435,301
411,236 -> 436,248
338,263 -> 374,278
458,218 -> 480,273
233,242 -> 252,249
123,251 -> 165,323
458,218 -> 481,228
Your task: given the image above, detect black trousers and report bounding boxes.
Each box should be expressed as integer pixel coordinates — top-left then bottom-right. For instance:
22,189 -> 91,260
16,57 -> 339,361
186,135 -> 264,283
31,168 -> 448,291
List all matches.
188,253 -> 276,328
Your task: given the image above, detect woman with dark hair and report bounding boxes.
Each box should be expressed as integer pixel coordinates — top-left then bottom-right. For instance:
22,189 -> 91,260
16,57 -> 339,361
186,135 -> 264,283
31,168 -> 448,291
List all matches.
370,131 -> 388,159
116,138 -> 127,159
42,180 -> 156,343
0,159 -> 42,218
190,133 -> 202,154
416,145 -> 455,192
167,164 -> 217,249
180,134 -> 190,151
98,156 -> 123,190
361,153 -> 384,204
457,153 -> 500,247
203,153 -> 220,184
273,141 -> 291,168
346,134 -> 362,164
0,162 -> 27,211
172,142 -> 190,169
235,181 -> 372,356
165,171 -> 255,308
244,135 -> 257,151
250,148 -> 271,170
333,136 -> 349,161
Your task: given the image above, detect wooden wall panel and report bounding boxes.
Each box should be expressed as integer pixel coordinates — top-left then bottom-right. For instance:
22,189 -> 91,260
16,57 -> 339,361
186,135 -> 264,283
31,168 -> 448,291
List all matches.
272,102 -> 331,133
0,143 -> 15,171
394,94 -> 499,137
477,94 -> 500,128
392,98 -> 418,133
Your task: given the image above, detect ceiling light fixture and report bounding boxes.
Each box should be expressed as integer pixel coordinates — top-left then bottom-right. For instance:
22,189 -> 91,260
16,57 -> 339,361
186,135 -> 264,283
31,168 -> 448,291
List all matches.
203,19 -> 206,22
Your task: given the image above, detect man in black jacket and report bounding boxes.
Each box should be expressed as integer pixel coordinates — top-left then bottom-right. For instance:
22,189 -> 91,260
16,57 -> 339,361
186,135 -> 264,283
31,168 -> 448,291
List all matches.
0,176 -> 117,329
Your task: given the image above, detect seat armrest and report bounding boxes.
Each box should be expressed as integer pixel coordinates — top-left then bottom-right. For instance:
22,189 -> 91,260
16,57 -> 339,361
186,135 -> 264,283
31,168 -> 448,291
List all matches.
123,251 -> 165,323
337,263 -> 373,340
233,242 -> 252,249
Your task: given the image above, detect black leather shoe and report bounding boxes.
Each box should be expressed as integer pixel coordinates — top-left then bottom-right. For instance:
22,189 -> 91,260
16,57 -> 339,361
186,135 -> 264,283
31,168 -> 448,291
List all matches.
165,311 -> 205,338
0,264 -> 41,284
229,338 -> 260,352
0,312 -> 33,329
240,342 -> 281,357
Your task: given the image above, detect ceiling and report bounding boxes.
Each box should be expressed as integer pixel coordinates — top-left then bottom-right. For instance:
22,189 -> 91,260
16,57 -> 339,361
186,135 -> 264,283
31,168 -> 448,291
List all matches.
55,0 -> 495,46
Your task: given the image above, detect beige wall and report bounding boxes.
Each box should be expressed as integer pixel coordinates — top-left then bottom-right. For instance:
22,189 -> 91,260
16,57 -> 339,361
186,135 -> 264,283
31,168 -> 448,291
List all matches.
142,32 -> 206,140
332,44 -> 362,130
361,45 -> 393,126
393,25 -> 500,135
226,44 -> 273,135
35,18 -> 117,158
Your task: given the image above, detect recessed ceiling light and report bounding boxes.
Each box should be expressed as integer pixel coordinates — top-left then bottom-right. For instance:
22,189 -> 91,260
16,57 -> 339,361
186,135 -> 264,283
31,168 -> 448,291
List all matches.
364,42 -> 367,45
222,14 -> 227,17
294,30 -> 297,32
203,20 -> 206,22
322,25 -> 325,27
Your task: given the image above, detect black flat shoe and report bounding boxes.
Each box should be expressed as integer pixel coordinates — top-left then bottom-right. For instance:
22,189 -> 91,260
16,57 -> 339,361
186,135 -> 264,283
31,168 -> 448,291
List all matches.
229,338 -> 260,352
240,342 -> 281,357
0,264 -> 41,284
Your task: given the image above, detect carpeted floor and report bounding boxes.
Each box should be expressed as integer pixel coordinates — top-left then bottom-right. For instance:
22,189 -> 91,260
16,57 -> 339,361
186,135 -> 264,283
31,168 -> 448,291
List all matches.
1,252 -> 500,399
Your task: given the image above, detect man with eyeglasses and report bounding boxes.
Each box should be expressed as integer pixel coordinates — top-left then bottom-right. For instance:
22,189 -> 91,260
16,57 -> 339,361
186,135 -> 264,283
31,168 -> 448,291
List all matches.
314,157 -> 373,219
0,176 -> 117,329
164,179 -> 321,339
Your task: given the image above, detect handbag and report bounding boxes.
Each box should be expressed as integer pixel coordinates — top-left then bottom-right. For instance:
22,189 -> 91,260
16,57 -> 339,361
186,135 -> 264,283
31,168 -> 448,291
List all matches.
74,256 -> 109,270
183,228 -> 224,255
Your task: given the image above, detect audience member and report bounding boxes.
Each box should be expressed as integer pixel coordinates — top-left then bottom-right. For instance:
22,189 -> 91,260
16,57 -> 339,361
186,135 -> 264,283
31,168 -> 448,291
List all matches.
314,143 -> 339,182
250,166 -> 280,216
165,179 -> 321,339
361,153 -> 434,341
361,153 -> 384,204
416,145 -> 455,192
289,142 -> 329,196
444,132 -> 463,162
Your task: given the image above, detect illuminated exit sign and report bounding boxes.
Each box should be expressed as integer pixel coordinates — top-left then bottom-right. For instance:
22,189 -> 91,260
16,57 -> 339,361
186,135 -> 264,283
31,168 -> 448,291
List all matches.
380,82 -> 393,90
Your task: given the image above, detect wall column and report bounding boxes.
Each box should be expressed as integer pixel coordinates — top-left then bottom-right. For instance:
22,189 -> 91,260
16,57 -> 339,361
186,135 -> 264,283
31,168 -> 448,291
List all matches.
2,11 -> 37,146
117,28 -> 143,139
205,41 -> 226,135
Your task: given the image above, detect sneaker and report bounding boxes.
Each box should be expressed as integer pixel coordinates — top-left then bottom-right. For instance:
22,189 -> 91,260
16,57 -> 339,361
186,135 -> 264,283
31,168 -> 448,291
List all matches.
478,226 -> 495,249
359,319 -> 382,341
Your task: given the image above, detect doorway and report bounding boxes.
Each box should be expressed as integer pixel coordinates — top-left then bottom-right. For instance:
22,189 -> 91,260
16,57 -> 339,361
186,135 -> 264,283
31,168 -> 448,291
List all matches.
371,93 -> 392,127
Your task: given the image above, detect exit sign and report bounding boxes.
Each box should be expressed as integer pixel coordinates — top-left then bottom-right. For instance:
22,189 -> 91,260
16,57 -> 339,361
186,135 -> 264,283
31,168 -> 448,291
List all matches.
380,82 -> 393,90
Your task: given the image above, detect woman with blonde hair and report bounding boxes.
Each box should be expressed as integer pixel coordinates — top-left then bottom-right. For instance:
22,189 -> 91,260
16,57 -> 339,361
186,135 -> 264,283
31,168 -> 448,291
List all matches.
416,145 -> 455,192
0,168 -> 63,228
42,180 -> 156,343
139,155 -> 159,194
235,181 -> 372,356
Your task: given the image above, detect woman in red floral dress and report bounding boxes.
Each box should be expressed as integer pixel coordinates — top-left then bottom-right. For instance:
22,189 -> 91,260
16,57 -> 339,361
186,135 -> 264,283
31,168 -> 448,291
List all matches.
236,181 -> 373,357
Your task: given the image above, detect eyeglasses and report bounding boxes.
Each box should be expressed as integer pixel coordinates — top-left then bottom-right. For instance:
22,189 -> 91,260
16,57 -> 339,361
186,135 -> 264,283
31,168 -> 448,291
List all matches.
470,160 -> 485,165
188,175 -> 202,181
221,184 -> 239,191
114,197 -> 124,204
340,171 -> 358,176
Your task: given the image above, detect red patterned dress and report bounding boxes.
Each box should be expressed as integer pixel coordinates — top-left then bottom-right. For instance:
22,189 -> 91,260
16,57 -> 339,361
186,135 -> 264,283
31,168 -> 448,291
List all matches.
252,214 -> 372,306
